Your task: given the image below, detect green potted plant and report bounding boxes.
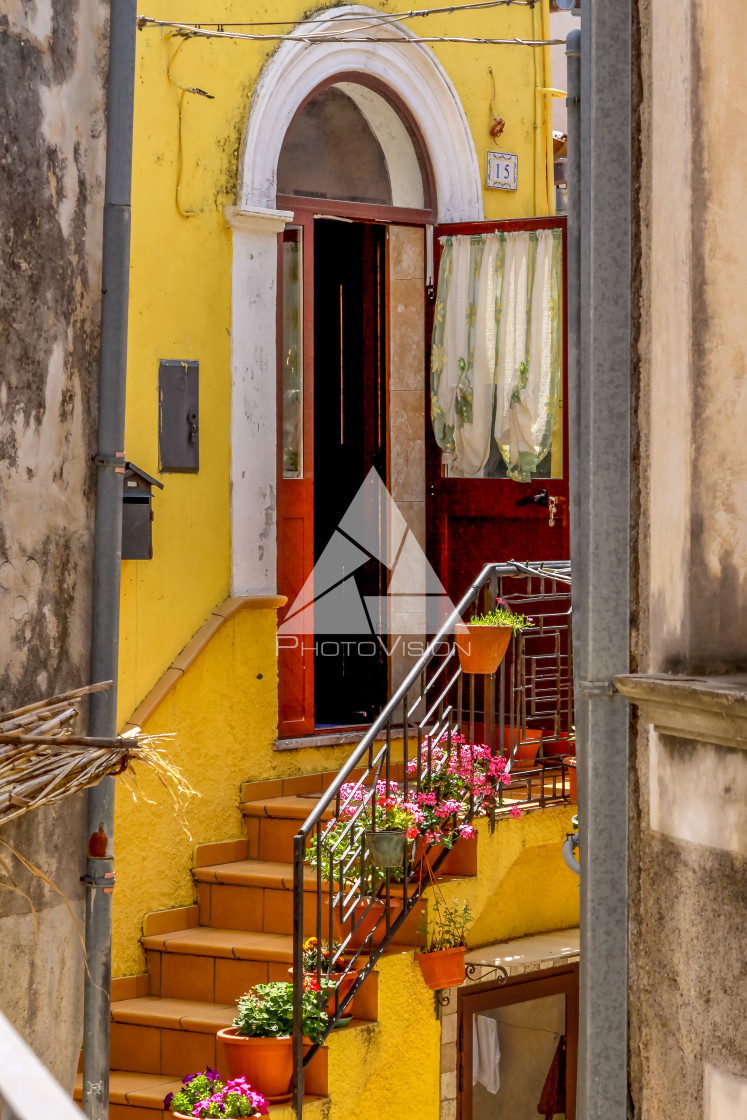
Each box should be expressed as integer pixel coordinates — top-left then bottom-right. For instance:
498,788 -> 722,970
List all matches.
163,1068 -> 266,1118
365,798 -> 419,869
416,898 -> 473,990
217,981 -> 332,1103
293,937 -> 358,1018
306,794 -> 418,949
455,598 -> 532,674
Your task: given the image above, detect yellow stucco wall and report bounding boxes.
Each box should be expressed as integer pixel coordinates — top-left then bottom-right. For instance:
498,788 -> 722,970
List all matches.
120,0 -> 553,723
114,607 -> 396,976
433,809 -> 580,947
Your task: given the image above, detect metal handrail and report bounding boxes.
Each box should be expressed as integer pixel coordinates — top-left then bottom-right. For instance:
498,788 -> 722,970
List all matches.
0,1009 -> 84,1120
291,560 -> 573,1115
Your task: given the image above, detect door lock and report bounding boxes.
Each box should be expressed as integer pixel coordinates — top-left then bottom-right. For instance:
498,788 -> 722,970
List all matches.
515,488 -> 548,508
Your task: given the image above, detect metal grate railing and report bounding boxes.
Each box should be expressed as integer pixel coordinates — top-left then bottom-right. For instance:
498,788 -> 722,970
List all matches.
291,560 -> 573,1115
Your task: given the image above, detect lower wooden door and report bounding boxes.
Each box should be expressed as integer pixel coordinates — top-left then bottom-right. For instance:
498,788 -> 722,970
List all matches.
458,963 -> 579,1120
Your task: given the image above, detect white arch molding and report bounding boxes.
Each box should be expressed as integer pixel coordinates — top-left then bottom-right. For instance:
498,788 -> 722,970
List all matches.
239,5 -> 483,222
228,6 -> 483,596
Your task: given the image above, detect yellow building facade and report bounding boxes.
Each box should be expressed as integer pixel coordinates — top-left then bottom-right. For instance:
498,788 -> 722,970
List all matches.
109,4 -> 576,1117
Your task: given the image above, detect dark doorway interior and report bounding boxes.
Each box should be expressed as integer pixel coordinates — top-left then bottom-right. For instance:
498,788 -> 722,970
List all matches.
313,218 -> 388,726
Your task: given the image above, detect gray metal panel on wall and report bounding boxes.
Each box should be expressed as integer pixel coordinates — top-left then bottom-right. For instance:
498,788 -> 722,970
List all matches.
159,360 -> 199,472
575,0 -> 632,1117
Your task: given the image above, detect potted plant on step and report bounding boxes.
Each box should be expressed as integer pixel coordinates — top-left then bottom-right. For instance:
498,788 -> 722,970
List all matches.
416,897 -> 473,990
455,598 -> 532,674
291,937 -> 358,1019
163,1067 -> 267,1118
306,787 -> 420,949
217,981 -> 332,1103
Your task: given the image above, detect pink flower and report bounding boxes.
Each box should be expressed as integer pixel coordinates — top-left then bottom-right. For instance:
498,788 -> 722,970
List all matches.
417,791 -> 436,806
459,824 -> 476,838
406,825 -> 419,839
509,805 -> 522,820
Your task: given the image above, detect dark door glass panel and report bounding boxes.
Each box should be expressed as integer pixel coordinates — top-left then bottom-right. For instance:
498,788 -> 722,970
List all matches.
278,87 -> 392,205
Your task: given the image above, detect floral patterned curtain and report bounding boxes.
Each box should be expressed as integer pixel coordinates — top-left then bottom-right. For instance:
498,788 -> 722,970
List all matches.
430,229 -> 563,480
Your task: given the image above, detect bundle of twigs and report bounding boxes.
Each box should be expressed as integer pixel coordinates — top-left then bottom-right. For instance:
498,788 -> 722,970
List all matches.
0,681 -> 197,831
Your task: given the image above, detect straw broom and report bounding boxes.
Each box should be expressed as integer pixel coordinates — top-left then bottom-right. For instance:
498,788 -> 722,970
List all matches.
0,682 -> 197,831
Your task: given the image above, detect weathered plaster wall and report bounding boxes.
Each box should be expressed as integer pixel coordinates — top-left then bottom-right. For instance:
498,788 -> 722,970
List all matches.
0,0 -> 107,1089
631,1 -> 747,1115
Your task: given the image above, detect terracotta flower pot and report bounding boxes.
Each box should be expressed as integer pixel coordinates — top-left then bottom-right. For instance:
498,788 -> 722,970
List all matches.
417,945 -> 466,990
348,897 -> 402,949
217,1028 -> 297,1102
562,756 -> 577,802
324,969 -> 358,1016
455,624 -> 512,675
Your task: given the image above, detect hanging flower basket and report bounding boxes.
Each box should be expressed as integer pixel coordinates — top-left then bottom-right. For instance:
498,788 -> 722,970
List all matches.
366,828 -> 407,868
455,624 -> 512,675
417,945 -> 467,990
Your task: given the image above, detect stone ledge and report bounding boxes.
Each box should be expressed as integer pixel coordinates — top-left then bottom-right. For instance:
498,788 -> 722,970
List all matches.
614,673 -> 747,748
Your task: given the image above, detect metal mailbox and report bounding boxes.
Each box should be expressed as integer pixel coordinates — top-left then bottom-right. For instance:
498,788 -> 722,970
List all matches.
121,462 -> 164,561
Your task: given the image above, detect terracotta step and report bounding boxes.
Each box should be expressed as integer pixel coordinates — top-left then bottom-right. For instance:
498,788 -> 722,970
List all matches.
193,859 -> 358,938
74,1069 -> 328,1120
110,997 -> 233,1077
143,920 -> 421,1005
193,858 -> 443,939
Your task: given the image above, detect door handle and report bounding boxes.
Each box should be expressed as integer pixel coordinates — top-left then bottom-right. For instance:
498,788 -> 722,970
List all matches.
515,488 -> 549,508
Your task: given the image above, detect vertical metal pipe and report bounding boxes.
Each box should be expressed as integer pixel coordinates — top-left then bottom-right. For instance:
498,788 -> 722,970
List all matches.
82,4 -> 137,1118
572,1 -> 632,1114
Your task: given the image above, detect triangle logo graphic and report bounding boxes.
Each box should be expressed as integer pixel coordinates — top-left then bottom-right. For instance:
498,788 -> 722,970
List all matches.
278,467 -> 456,636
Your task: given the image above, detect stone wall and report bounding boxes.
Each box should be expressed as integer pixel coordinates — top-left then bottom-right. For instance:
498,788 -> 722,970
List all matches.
629,0 -> 747,1114
0,0 -> 107,1089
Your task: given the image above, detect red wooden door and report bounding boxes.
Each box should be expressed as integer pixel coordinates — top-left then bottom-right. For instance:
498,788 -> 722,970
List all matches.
426,218 -> 569,605
277,216 -> 315,737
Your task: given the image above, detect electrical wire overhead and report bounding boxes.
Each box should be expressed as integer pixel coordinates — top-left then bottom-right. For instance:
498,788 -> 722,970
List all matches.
137,4 -> 563,47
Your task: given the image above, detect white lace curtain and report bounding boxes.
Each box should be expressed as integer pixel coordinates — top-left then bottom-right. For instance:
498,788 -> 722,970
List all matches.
430,228 -> 563,480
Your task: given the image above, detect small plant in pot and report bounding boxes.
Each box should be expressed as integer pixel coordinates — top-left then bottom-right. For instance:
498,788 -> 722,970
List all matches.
365,798 -> 420,869
217,981 -> 333,1103
455,598 -> 532,675
417,898 -> 473,990
163,1067 -> 266,1118
295,937 -> 358,1019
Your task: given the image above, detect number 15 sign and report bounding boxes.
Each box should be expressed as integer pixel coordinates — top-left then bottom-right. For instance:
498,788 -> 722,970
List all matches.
486,151 -> 518,191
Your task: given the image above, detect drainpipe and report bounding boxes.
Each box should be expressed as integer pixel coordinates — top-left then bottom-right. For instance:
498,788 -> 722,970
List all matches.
535,87 -> 566,218
82,3 -> 137,1118
572,0 -> 632,1115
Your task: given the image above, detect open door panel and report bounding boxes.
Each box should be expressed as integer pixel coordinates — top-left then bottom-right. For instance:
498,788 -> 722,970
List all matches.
425,217 -> 569,607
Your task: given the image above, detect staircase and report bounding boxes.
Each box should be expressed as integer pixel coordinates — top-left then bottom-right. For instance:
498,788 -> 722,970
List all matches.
75,770 -> 471,1120
77,560 -> 573,1119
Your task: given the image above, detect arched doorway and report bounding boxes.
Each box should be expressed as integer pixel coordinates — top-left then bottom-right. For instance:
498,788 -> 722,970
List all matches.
275,74 -> 437,733
229,6 -> 484,737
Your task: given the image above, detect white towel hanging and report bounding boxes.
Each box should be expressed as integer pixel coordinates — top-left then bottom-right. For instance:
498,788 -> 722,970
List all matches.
473,1014 -> 501,1094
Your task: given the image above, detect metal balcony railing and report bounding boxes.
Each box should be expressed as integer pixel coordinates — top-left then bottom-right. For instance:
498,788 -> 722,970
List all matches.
291,560 -> 573,1115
